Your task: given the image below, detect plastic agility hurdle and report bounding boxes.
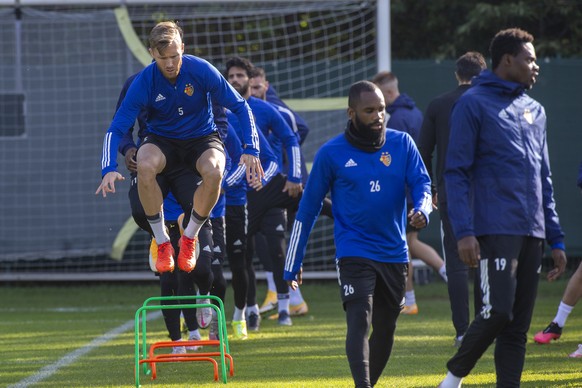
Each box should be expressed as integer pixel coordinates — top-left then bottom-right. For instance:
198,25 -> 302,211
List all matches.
134,295 -> 233,386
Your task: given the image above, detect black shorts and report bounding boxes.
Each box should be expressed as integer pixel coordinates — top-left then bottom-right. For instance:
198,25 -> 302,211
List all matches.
128,168 -> 201,232
140,132 -> 225,175
246,173 -> 300,237
336,257 -> 408,310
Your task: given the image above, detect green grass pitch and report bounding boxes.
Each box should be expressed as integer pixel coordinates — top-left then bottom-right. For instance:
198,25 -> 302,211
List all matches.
1,277 -> 582,387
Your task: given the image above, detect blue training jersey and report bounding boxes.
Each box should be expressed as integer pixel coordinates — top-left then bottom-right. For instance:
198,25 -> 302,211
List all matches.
265,97 -> 311,185
115,73 -> 229,158
284,129 -> 432,280
247,96 -> 301,183
112,72 -> 228,224
223,122 -> 248,206
226,110 -> 280,185
101,55 -> 259,176
266,86 -> 310,144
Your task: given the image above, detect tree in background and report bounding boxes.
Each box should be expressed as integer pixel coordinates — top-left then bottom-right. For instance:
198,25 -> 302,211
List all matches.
392,0 -> 582,59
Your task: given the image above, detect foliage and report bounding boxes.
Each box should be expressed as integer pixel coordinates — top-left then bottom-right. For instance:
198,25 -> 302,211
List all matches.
128,2 -> 376,63
127,1 -> 582,65
391,0 -> 582,59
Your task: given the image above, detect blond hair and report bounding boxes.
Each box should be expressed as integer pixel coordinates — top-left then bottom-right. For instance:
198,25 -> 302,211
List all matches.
148,21 -> 183,54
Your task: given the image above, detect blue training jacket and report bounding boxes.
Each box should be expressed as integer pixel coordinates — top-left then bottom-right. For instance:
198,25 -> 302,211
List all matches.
115,73 -> 229,158
266,85 -> 310,144
264,89 -> 311,185
445,70 -> 564,247
101,55 -> 259,176
246,96 -> 301,183
223,122 -> 248,206
386,93 -> 423,142
226,110 -> 280,187
284,128 -> 432,280
113,72 -> 230,223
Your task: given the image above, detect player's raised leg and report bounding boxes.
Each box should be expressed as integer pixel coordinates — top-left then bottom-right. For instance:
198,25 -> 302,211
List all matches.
137,142 -> 174,273
179,146 -> 226,272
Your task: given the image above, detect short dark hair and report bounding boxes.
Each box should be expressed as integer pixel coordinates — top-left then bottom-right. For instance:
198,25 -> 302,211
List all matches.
371,71 -> 397,86
225,56 -> 254,77
348,80 -> 380,109
490,28 -> 534,70
456,51 -> 487,82
249,66 -> 266,79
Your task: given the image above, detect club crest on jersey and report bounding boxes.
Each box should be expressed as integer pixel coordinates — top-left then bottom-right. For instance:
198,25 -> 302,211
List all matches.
523,108 -> 533,124
184,83 -> 194,96
380,151 -> 391,167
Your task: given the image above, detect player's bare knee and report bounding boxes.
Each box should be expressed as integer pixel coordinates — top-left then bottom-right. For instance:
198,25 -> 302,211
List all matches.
136,161 -> 158,183
201,165 -> 223,188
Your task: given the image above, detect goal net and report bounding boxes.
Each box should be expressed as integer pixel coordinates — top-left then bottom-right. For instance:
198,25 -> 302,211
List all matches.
0,0 -> 381,278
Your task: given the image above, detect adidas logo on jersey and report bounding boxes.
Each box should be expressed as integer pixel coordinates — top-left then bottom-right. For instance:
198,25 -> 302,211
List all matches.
276,224 -> 285,232
155,93 -> 166,102
345,159 -> 357,167
203,245 -> 212,252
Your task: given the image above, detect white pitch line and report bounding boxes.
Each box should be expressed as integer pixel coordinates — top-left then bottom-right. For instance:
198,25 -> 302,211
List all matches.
8,311 -> 162,388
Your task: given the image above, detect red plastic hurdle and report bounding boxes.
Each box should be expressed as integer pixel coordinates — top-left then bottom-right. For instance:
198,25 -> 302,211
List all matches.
134,295 -> 232,386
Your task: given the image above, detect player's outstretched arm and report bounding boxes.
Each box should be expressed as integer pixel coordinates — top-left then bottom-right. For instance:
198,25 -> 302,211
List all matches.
240,154 -> 264,186
95,171 -> 125,197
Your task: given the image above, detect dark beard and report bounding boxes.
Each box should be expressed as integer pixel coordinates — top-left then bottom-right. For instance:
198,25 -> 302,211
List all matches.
235,83 -> 248,97
353,114 -> 383,140
344,118 -> 385,152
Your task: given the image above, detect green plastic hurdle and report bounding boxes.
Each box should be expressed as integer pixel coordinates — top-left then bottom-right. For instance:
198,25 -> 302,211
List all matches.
134,295 -> 231,386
